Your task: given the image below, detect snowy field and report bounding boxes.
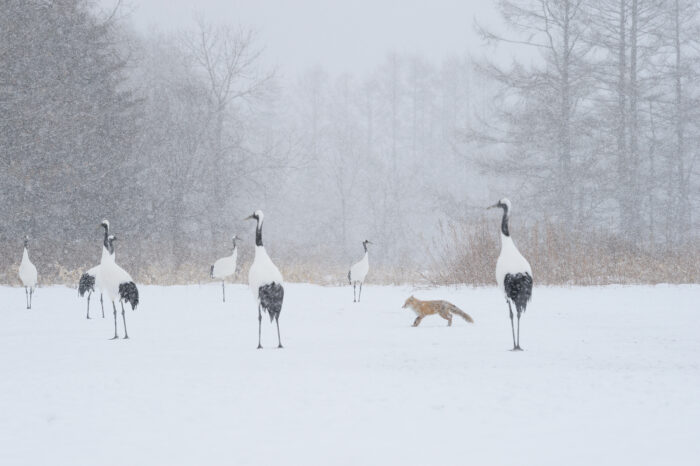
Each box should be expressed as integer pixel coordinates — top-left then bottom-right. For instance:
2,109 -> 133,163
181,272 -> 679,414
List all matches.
1,283 -> 699,466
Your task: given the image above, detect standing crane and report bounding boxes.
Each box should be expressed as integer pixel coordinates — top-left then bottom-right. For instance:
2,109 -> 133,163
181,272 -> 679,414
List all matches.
210,235 -> 239,302
100,234 -> 139,340
488,198 -> 532,351
245,210 -> 284,349
348,240 -> 372,302
19,236 -> 38,309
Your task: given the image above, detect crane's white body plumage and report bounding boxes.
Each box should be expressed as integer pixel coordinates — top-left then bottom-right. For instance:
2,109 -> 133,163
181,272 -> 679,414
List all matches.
249,245 -> 283,300
495,234 -> 532,291
94,247 -> 113,293
93,220 -> 112,294
100,257 -> 133,302
212,249 -> 238,279
86,265 -> 100,277
19,248 -> 38,288
349,252 -> 369,284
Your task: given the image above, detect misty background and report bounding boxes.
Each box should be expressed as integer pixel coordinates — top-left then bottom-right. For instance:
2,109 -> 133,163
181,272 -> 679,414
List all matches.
1,0 -> 698,285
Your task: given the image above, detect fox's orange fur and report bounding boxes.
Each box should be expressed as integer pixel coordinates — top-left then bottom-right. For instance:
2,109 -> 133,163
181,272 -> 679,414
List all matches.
402,295 -> 474,327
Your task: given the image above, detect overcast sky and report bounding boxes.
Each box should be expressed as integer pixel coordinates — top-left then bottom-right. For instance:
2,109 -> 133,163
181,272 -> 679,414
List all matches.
101,0 -> 501,77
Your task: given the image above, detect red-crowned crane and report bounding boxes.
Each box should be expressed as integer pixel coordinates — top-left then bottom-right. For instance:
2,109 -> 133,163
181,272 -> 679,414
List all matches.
488,198 -> 532,351
348,240 -> 372,302
19,236 -> 38,309
100,234 -> 139,340
245,210 -> 284,349
210,235 -> 239,302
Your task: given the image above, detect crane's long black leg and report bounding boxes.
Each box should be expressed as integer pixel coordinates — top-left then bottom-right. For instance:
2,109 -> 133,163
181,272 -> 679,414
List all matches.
257,304 -> 263,349
516,309 -> 523,351
507,300 -> 517,351
276,315 -> 283,348
110,302 -> 119,339
353,283 -> 356,302
101,294 -> 104,318
25,287 -> 29,309
222,280 -> 226,303
121,302 -> 129,339
29,288 -> 33,309
358,282 -> 363,302
87,292 -> 91,319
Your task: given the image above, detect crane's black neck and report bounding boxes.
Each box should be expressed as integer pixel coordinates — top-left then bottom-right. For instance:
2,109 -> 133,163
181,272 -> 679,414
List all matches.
500,207 -> 510,237
232,238 -> 238,252
105,237 -> 115,255
24,238 -> 29,249
255,220 -> 263,247
363,242 -> 368,253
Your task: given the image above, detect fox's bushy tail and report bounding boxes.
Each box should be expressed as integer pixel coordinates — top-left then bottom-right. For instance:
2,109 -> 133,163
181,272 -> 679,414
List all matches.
448,304 -> 474,323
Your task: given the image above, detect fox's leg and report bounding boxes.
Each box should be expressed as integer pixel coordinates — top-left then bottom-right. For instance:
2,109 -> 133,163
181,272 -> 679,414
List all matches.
438,309 -> 452,326
412,315 -> 424,327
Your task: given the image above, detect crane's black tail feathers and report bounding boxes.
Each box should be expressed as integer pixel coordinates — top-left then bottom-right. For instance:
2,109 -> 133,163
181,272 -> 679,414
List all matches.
78,272 -> 95,297
119,282 -> 139,310
504,272 -> 533,313
347,270 -> 351,284
259,282 -> 284,323
210,265 -> 215,279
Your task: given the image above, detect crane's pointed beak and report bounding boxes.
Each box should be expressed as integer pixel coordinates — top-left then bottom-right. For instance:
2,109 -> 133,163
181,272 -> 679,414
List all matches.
487,203 -> 498,210
244,215 -> 255,221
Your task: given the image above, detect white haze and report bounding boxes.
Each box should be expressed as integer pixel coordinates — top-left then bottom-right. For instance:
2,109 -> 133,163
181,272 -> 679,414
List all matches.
104,0 -> 504,75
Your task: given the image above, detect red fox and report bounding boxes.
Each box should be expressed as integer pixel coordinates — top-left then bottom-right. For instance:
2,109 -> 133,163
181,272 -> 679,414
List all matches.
402,295 -> 474,327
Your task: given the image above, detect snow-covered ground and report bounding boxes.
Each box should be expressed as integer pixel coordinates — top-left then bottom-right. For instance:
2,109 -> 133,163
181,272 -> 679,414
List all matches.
1,283 -> 698,466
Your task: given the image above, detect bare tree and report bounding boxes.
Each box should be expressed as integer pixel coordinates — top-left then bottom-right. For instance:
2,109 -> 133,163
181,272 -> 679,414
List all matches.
181,18 -> 275,241
474,0 -> 595,226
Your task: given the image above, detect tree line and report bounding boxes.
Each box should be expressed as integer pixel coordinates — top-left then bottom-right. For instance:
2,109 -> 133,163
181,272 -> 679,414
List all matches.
0,0 -> 697,285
